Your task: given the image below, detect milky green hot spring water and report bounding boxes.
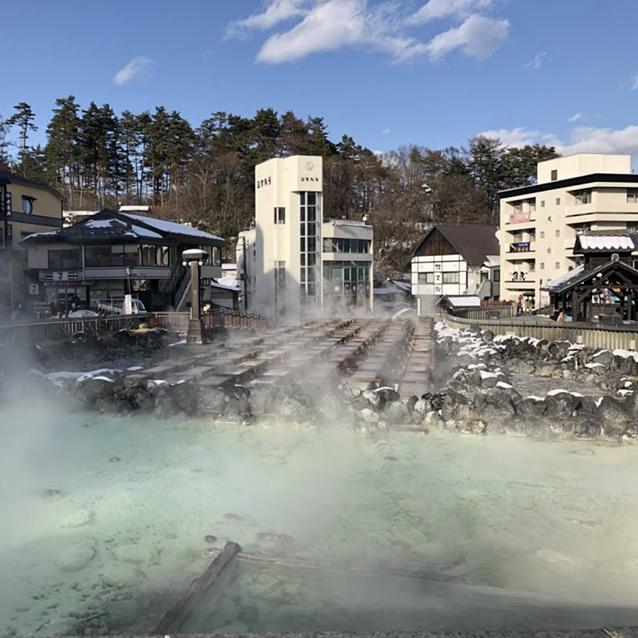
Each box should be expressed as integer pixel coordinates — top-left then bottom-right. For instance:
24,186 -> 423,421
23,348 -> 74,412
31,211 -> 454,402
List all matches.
3,402 -> 638,635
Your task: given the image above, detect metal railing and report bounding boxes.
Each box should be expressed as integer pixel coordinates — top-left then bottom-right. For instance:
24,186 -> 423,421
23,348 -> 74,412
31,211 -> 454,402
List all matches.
0,313 -> 152,344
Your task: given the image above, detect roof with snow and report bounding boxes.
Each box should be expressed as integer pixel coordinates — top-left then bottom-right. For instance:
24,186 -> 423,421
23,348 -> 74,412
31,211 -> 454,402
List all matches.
21,208 -> 224,247
436,295 -> 481,308
543,261 -> 638,294
575,235 -> 635,253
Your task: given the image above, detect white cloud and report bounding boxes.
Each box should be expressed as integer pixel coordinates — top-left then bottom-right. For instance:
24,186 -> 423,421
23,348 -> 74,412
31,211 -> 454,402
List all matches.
567,112 -> 582,123
230,0 -> 510,64
409,0 -> 495,24
523,51 -> 546,70
479,124 -> 638,157
628,74 -> 638,91
382,127 -> 391,134
113,56 -> 153,86
420,14 -> 509,60
227,0 -> 309,37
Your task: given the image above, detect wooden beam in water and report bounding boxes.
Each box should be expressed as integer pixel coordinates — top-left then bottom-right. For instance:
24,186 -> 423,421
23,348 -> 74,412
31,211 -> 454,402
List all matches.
153,540 -> 241,634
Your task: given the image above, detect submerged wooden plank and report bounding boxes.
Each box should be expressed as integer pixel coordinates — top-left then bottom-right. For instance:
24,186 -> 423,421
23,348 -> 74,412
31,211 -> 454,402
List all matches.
154,540 -> 241,634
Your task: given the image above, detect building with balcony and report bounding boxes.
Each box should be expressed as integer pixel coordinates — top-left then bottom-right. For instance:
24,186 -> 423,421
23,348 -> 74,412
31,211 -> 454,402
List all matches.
20,207 -> 224,312
410,225 -> 500,311
499,153 -> 638,307
239,155 -> 373,318
0,172 -> 64,314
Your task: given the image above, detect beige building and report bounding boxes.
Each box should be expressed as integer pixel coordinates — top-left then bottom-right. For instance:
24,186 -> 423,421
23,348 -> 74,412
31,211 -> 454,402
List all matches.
0,172 -> 64,313
239,155 -> 373,318
499,153 -> 638,307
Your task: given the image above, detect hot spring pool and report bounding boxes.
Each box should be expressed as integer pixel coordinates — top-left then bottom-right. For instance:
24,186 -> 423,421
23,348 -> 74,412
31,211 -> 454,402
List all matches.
2,402 -> 638,635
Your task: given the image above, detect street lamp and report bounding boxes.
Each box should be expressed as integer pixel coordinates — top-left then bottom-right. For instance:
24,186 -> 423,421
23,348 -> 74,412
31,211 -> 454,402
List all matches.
182,248 -> 208,345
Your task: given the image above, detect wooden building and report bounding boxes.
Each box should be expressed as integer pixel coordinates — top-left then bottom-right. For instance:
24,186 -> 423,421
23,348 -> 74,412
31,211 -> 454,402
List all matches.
543,234 -> 638,323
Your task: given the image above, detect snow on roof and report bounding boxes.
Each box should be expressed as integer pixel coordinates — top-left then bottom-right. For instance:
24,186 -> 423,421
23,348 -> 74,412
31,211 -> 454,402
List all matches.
484,255 -> 500,268
85,218 -> 162,239
542,264 -> 585,292
212,278 -> 241,292
119,212 -> 223,241
578,235 -> 634,251
442,295 -> 481,308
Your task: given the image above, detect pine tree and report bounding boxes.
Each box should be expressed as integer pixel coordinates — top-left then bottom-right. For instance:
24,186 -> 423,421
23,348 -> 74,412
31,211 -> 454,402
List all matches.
7,102 -> 38,176
45,96 -> 81,195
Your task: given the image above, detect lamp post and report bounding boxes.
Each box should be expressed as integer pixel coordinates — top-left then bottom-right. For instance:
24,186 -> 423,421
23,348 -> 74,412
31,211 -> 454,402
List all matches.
182,248 -> 208,345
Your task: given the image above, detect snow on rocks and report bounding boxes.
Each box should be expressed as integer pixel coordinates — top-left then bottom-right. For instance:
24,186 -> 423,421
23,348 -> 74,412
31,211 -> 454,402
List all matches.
57,541 -> 96,572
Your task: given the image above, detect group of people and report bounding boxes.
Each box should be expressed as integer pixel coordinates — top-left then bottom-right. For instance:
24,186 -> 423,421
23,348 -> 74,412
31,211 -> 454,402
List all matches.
515,294 -> 533,315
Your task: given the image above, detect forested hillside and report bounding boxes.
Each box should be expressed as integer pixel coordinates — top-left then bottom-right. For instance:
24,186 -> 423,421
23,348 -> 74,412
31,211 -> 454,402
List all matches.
0,99 -> 558,275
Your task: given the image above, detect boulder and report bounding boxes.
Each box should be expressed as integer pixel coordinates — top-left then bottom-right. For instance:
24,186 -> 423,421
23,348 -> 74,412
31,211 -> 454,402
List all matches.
545,391 -> 580,418
58,542 -> 96,572
360,408 -> 380,424
515,397 -> 547,418
384,400 -> 408,424
591,350 -> 615,368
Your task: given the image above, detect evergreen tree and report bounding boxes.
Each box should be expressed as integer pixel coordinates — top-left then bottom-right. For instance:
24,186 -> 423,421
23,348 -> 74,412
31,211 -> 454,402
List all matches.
45,96 -> 80,192
7,102 -> 38,175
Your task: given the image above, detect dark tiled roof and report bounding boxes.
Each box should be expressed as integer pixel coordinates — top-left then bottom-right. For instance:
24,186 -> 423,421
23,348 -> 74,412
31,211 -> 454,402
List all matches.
414,225 -> 499,266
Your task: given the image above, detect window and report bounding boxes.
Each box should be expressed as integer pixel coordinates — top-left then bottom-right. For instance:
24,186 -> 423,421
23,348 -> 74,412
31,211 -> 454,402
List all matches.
540,200 -> 545,208
442,272 -> 460,284
540,231 -> 545,239
21,196 -> 34,215
574,189 -> 592,205
111,244 -> 137,267
540,262 -> 545,270
418,272 -> 434,284
493,269 -> 500,283
555,262 -> 560,269
555,229 -> 560,237
48,249 -> 80,270
628,189 -> 638,203
551,169 -> 558,181
299,192 -> 319,301
85,245 -> 111,267
139,244 -> 158,266
274,207 -> 285,224
555,198 -> 561,205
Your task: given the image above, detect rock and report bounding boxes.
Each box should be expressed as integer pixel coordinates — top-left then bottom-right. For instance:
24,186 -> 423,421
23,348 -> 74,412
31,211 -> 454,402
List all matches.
545,392 -> 580,418
413,399 -> 429,415
101,564 -> 144,588
255,531 -> 295,554
375,387 -> 400,404
32,488 -> 63,500
360,408 -> 379,424
108,456 -> 121,463
482,330 -> 495,342
384,400 -> 408,424
591,349 -> 615,367
113,543 -> 159,565
598,395 -> 630,426
60,509 -> 94,529
107,598 -> 138,626
58,542 -> 96,572
361,390 -> 381,409
204,534 -> 218,544
515,397 -> 547,418
424,411 -> 445,430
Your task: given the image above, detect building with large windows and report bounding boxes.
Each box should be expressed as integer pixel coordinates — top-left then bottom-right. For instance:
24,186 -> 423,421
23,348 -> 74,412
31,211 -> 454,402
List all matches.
499,153 -> 638,308
21,207 -> 224,312
241,155 -> 373,317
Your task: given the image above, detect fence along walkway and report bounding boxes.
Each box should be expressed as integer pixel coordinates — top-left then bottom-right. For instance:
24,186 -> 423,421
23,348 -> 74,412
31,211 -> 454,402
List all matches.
443,312 -> 638,351
0,313 -> 151,344
0,309 -> 271,344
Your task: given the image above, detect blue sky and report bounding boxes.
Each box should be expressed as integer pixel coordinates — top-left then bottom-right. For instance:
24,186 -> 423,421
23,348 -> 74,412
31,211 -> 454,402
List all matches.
2,0 -> 638,157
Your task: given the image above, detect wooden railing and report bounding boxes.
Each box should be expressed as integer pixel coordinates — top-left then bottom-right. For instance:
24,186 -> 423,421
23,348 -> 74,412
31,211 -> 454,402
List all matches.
151,309 -> 272,336
443,312 -> 638,351
456,305 -> 518,321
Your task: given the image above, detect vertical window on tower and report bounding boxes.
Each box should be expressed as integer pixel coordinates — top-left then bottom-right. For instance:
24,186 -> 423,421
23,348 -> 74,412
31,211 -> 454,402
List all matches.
299,191 -> 320,303
274,207 -> 286,224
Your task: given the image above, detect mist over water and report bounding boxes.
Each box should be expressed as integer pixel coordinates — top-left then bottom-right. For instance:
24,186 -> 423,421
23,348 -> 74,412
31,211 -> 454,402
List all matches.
3,392 -> 638,635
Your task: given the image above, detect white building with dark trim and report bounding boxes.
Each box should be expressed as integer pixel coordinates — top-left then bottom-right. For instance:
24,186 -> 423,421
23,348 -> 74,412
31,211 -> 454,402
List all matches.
410,225 -> 500,308
499,153 -> 638,308
240,155 -> 374,318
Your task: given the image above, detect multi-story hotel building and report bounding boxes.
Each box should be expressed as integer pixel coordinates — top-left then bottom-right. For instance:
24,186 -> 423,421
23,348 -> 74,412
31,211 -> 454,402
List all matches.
499,153 -> 638,307
240,155 -> 373,317
0,172 -> 64,313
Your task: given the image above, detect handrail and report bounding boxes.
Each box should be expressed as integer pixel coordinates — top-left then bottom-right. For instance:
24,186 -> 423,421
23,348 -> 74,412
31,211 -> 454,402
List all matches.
442,311 -> 638,350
